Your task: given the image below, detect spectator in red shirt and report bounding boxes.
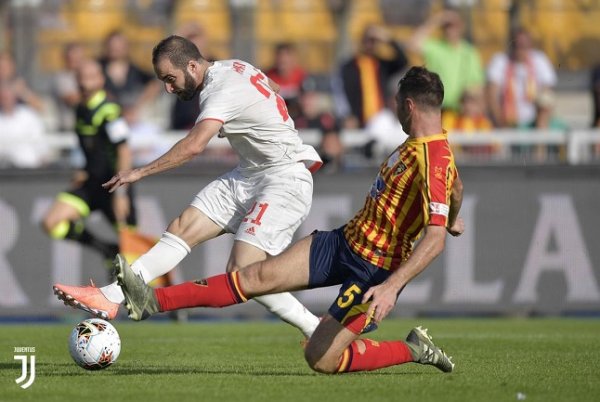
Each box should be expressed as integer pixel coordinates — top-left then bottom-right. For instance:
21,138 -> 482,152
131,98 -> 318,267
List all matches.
265,43 -> 307,120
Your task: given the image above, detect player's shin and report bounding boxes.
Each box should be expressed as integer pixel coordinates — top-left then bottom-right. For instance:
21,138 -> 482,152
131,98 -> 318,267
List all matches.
336,339 -> 413,373
154,272 -> 248,312
254,293 -> 320,338
132,232 -> 190,281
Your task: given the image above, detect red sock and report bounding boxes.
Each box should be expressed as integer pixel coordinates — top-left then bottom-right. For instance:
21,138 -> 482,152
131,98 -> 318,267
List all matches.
337,339 -> 414,373
155,272 -> 248,312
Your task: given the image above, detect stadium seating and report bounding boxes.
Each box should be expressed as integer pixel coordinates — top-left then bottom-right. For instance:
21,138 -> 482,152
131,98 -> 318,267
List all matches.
469,0 -> 509,64
172,0 -> 232,60
254,0 -> 337,73
36,0 -> 165,72
519,1 -> 600,70
346,0 -> 383,43
37,0 -> 126,72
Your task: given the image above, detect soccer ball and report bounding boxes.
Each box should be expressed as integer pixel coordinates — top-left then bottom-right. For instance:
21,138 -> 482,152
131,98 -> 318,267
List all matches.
68,318 -> 121,370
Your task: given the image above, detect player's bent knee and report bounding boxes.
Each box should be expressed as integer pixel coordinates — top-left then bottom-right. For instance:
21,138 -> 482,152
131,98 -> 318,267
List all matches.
225,262 -> 241,273
42,217 -> 70,239
238,262 -> 272,294
41,217 -> 52,234
304,350 -> 338,374
166,217 -> 183,236
41,211 -> 60,233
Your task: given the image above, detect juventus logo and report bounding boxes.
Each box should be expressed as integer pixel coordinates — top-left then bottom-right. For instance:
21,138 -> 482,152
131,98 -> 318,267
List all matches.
14,347 -> 36,389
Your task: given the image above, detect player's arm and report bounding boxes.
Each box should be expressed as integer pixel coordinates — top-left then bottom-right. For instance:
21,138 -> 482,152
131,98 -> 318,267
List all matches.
112,142 -> 133,223
447,175 -> 464,236
103,119 -> 223,192
406,11 -> 447,54
486,81 -> 504,127
363,224 -> 447,323
115,141 -> 133,174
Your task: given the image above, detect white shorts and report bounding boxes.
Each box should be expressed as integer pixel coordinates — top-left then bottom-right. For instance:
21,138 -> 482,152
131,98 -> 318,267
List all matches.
191,163 -> 313,255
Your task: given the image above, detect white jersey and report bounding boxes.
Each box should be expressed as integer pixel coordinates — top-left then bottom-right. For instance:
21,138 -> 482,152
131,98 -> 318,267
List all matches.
196,59 -> 322,173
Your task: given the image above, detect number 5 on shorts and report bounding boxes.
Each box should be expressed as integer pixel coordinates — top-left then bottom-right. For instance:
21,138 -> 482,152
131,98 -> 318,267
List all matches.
337,284 -> 362,308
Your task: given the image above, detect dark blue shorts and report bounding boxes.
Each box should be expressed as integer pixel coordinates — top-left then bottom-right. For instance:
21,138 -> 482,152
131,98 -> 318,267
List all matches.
308,226 -> 392,334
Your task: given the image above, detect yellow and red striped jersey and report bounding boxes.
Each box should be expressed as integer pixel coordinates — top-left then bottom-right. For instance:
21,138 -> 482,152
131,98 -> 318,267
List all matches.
343,133 -> 457,271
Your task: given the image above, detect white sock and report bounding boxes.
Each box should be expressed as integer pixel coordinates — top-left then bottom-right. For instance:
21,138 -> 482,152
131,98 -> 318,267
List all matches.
100,232 -> 191,304
254,293 -> 320,338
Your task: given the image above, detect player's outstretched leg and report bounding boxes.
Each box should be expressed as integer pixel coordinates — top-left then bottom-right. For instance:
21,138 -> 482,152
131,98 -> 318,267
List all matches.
114,254 -> 160,321
405,326 -> 455,372
53,281 -> 119,320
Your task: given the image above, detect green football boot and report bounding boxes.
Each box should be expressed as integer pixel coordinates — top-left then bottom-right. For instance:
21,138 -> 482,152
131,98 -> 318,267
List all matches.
114,254 -> 160,321
405,326 -> 455,373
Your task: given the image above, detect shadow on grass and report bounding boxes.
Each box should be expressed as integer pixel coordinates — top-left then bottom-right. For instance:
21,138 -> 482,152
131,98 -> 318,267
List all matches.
111,366 -> 432,378
30,363 -> 428,377
0,362 -> 95,377
2,362 -> 437,378
107,365 -> 430,377
110,366 -> 317,377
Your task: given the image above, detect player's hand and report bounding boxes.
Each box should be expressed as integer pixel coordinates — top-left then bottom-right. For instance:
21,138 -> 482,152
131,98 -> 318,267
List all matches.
112,193 -> 130,225
103,169 -> 142,193
363,282 -> 401,324
447,216 -> 465,237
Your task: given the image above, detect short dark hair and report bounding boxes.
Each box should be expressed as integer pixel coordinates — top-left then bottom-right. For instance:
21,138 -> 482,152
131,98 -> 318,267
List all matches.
397,66 -> 444,109
152,35 -> 203,70
275,42 -> 295,54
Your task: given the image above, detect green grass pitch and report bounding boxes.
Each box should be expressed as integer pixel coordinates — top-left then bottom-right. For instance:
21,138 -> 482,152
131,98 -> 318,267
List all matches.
1,318 -> 600,402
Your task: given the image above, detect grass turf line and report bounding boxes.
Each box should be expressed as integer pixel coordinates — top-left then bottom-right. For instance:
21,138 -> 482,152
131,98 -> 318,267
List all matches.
1,318 -> 600,402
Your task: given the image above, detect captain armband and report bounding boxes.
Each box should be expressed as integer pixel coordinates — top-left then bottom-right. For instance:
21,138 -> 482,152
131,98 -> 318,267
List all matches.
429,202 -> 449,217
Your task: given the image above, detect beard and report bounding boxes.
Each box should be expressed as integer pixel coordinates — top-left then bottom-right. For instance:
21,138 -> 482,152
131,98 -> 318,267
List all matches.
176,70 -> 200,101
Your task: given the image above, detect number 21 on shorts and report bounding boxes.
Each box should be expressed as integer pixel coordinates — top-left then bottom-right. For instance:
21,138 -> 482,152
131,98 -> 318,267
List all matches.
242,202 -> 269,226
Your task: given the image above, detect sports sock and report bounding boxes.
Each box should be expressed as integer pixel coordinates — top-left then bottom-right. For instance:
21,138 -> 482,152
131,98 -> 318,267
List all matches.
155,272 -> 247,311
100,232 -> 191,304
254,293 -> 320,338
337,339 -> 414,373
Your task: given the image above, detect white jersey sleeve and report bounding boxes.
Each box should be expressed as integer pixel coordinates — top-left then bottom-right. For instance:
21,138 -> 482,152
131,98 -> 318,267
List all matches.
195,60 -> 321,172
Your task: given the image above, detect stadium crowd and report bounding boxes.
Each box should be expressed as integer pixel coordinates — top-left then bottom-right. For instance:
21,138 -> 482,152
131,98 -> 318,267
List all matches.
0,2 -> 598,170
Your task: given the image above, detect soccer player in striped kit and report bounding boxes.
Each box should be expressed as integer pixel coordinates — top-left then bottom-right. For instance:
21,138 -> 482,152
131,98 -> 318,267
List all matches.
116,66 -> 465,374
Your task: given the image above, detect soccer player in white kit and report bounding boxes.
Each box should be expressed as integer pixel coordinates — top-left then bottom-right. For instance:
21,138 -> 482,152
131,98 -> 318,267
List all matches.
53,35 -> 322,338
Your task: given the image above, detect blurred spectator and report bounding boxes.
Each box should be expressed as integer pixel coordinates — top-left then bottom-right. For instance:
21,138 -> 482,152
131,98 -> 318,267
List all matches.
408,9 -> 484,113
99,31 -> 161,124
0,80 -> 50,168
335,25 -> 408,128
0,51 -> 45,113
170,22 -> 211,130
442,89 -> 492,132
363,92 -> 407,159
295,78 -> 343,172
51,42 -> 85,131
264,43 -> 307,120
591,64 -> 600,127
443,89 -> 495,157
486,27 -> 557,129
591,64 -> 600,155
